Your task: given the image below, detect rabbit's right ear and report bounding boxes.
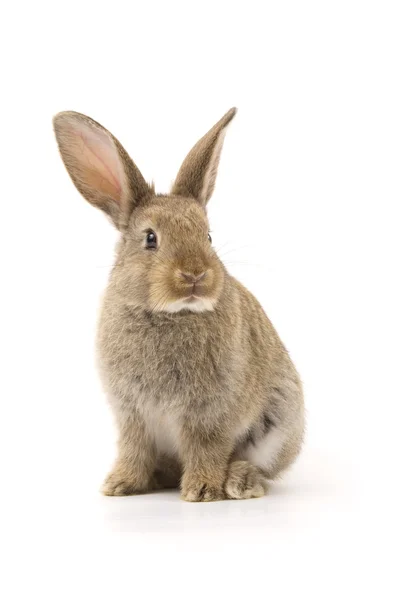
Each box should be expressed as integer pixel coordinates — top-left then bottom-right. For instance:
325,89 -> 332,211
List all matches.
172,107 -> 237,206
53,112 -> 151,230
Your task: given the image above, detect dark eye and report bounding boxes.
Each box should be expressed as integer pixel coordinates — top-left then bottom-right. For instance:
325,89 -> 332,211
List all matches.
145,230 -> 157,249
208,233 -> 212,243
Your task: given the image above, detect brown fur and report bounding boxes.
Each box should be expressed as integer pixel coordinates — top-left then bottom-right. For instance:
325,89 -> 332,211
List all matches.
53,107 -> 305,502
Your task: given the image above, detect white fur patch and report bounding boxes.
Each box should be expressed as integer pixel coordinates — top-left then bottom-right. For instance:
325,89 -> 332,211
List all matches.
143,407 -> 180,456
243,427 -> 286,471
165,297 -> 215,313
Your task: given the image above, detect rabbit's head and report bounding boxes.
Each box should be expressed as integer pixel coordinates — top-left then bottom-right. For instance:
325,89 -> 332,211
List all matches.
53,108 -> 236,313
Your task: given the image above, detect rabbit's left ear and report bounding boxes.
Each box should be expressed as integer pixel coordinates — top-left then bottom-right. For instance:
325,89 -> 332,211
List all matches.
172,107 -> 237,206
53,111 -> 151,230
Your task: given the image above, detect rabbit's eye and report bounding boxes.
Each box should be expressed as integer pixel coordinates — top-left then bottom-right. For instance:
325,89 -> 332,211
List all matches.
208,233 -> 212,243
145,230 -> 157,249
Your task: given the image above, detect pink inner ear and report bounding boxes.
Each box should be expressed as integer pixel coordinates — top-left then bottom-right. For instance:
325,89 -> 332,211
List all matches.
72,122 -> 125,203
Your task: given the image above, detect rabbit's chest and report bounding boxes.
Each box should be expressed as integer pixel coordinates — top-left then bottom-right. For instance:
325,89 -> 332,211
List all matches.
99,309 -> 229,410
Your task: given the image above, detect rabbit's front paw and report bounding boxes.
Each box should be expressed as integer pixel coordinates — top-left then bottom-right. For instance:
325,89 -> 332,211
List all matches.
102,471 -> 152,496
181,476 -> 225,502
225,460 -> 268,499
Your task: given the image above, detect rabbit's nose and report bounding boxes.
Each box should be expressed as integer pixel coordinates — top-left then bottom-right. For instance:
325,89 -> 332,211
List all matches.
180,271 -> 206,284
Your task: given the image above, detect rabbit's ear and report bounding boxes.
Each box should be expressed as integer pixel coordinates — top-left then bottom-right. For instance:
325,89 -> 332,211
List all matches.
53,111 -> 151,229
172,107 -> 237,206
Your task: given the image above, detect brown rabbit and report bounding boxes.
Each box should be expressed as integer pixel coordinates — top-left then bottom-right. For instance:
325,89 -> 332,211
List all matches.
53,108 -> 304,501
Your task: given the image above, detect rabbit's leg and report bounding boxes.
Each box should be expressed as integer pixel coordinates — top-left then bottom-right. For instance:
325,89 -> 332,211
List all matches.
225,460 -> 268,499
180,427 -> 233,502
102,411 -> 156,496
234,380 -> 304,482
238,421 -> 303,481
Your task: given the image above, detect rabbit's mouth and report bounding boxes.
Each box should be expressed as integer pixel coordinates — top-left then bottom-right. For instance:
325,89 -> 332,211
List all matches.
182,284 -> 208,300
148,261 -> 224,313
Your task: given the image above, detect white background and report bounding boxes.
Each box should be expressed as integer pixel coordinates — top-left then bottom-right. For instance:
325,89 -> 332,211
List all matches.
1,1 -> 399,598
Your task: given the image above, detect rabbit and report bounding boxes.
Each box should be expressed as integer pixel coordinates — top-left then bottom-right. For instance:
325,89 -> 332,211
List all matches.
53,107 -> 304,502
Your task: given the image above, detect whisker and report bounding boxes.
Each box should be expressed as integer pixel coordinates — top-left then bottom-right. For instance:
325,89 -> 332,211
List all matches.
223,261 -> 263,268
